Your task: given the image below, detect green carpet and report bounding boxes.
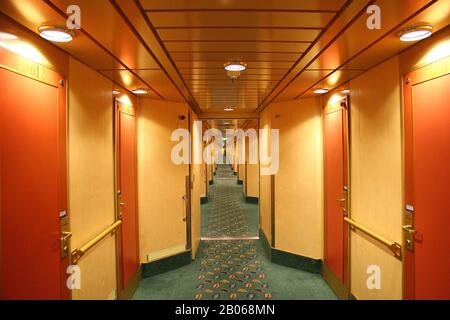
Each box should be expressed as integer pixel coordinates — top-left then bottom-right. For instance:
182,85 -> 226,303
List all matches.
194,240 -> 271,300
202,164 -> 258,238
132,239 -> 337,300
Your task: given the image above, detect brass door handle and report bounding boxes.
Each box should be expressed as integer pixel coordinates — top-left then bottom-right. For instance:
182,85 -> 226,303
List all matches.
402,225 -> 416,234
336,198 -> 346,202
119,202 -> 127,206
61,231 -> 72,240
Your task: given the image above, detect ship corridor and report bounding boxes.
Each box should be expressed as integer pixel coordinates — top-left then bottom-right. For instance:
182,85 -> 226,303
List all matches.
0,0 -> 449,302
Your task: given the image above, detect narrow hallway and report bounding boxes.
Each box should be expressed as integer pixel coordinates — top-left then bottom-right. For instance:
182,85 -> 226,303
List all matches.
132,167 -> 337,300
202,164 -> 258,238
1,0 -> 449,305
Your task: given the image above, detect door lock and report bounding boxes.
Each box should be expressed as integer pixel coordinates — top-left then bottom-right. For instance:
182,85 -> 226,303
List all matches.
402,225 -> 416,251
336,190 -> 349,217
60,231 -> 72,258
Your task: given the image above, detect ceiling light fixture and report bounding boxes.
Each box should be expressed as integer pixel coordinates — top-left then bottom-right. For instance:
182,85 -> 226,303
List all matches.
398,25 -> 433,42
38,26 -> 74,43
225,62 -> 247,81
132,88 -> 148,95
313,88 -> 329,94
224,62 -> 247,72
224,107 -> 235,112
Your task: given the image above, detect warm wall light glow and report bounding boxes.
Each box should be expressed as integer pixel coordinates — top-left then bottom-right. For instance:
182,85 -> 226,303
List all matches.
0,32 -> 48,65
39,26 -> 74,43
419,40 -> 450,65
118,95 -> 132,106
224,107 -> 235,111
313,88 -> 329,94
0,32 -> 18,40
224,62 -> 246,72
398,25 -> 433,42
132,88 -> 148,94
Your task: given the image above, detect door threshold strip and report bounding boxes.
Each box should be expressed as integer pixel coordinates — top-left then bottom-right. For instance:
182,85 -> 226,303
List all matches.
201,236 -> 260,241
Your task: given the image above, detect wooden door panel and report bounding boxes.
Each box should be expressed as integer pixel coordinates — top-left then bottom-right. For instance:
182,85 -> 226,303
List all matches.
0,65 -> 67,299
324,109 -> 345,282
412,74 -> 450,299
117,102 -> 139,291
404,57 -> 450,300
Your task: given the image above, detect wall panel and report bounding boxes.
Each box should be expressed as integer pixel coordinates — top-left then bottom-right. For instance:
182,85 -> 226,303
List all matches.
68,58 -> 117,300
138,99 -> 189,263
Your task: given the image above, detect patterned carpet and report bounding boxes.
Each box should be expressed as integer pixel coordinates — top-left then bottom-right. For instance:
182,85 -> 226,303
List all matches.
204,165 -> 251,238
194,240 -> 272,300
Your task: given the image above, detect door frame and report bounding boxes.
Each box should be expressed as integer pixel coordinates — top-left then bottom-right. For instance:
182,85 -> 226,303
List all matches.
0,47 -> 70,299
322,95 -> 351,300
403,56 -> 450,300
114,98 -> 140,300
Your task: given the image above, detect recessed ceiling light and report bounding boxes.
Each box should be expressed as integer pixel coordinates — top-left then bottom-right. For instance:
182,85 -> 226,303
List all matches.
132,88 -> 148,94
112,90 -> 121,95
224,62 -> 247,72
398,25 -> 433,42
313,88 -> 329,94
224,107 -> 235,112
38,26 -> 74,43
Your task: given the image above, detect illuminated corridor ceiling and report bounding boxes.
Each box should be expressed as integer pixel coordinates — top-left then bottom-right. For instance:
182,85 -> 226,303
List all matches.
0,0 -> 449,116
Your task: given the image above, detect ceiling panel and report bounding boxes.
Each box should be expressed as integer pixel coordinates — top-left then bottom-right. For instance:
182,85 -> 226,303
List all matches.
180,68 -> 288,76
175,61 -> 295,69
100,69 -> 161,99
170,52 -> 302,62
140,0 -> 346,112
52,0 -> 161,70
132,69 -> 185,102
157,28 -> 322,42
276,69 -> 363,101
148,12 -> 334,28
165,41 -> 311,53
307,0 -> 433,70
184,74 -> 283,81
140,0 -> 346,11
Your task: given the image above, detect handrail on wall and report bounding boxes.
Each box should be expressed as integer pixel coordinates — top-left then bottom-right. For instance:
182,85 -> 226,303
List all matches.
71,220 -> 122,264
344,217 -> 402,260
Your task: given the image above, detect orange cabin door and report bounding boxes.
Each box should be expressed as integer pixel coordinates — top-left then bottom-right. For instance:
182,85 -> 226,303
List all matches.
116,100 -> 139,293
324,101 -> 349,289
0,50 -> 69,299
404,58 -> 450,300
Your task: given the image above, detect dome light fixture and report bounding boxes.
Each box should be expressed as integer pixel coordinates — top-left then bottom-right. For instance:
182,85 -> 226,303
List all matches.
224,62 -> 247,72
132,88 -> 148,95
313,88 -> 329,94
398,25 -> 433,42
38,26 -> 74,43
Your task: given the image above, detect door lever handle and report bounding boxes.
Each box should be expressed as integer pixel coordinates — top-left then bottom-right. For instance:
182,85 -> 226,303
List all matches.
402,225 -> 416,234
119,202 -> 127,206
336,198 -> 346,202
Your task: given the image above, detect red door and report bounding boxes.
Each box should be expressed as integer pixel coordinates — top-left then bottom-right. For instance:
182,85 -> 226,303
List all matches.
0,50 -> 69,299
116,100 -> 139,294
324,99 -> 349,292
404,57 -> 450,300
